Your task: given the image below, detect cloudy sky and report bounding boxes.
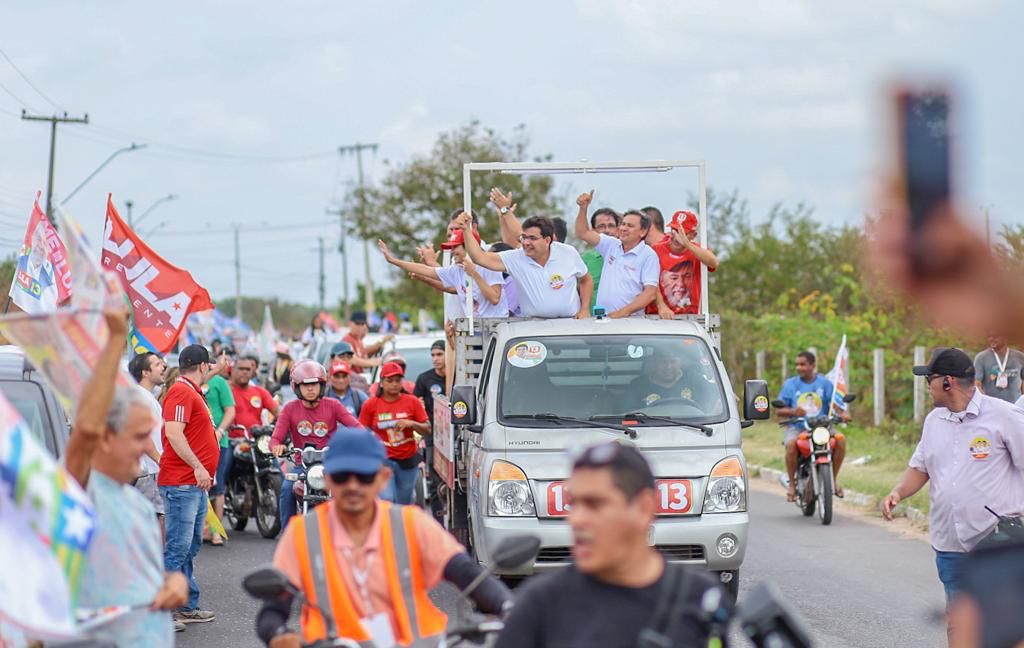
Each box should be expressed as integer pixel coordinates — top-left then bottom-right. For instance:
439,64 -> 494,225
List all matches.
0,1 -> 1019,308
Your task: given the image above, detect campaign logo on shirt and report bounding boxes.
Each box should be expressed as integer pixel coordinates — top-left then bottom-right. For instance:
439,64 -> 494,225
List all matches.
313,421 -> 329,437
250,395 -> 262,408
429,384 -> 443,395
680,388 -> 693,400
297,420 -> 313,437
970,436 -> 991,460
644,393 -> 661,406
796,391 -> 824,418
377,412 -> 396,429
549,274 -> 565,290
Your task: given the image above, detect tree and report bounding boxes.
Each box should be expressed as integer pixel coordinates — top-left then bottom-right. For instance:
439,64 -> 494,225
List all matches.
341,122 -> 560,313
0,255 -> 13,306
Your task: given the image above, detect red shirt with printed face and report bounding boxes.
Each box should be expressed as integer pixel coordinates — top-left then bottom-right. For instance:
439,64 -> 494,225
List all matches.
271,397 -> 362,450
159,377 -> 219,486
645,238 -> 716,316
358,394 -> 428,460
231,383 -> 278,436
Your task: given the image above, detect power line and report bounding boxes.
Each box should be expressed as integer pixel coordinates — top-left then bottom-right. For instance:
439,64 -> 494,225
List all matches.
0,78 -> 37,113
0,48 -> 65,112
153,220 -> 336,237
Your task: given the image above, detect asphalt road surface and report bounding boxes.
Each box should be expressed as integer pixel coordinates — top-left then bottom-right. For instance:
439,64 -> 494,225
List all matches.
177,485 -> 945,647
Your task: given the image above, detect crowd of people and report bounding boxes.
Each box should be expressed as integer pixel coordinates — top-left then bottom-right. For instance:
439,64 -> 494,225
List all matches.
377,187 -> 719,323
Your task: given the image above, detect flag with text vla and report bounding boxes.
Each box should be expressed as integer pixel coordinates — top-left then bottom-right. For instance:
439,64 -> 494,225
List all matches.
0,390 -> 96,640
101,195 -> 213,354
7,193 -> 72,314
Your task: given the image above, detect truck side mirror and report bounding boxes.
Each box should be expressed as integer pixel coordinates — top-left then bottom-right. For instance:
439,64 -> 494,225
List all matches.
743,380 -> 771,422
450,385 -> 477,426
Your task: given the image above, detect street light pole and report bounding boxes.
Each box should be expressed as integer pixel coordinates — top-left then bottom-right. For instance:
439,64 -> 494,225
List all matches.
338,142 -> 379,316
134,193 -> 178,227
60,143 -> 146,207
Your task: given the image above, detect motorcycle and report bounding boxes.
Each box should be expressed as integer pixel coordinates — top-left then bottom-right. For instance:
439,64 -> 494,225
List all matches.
224,424 -> 283,539
243,535 -> 542,648
773,394 -> 855,526
285,446 -> 331,515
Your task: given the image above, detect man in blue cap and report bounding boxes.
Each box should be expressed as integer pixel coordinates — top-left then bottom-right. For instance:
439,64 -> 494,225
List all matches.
257,428 -> 511,647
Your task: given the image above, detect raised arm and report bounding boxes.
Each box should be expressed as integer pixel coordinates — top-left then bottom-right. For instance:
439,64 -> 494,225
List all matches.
491,187 -> 522,248
464,260 -> 503,305
378,240 -> 444,281
574,190 -> 600,247
410,272 -> 455,294
65,305 -> 130,487
455,212 -> 506,272
675,228 -> 720,270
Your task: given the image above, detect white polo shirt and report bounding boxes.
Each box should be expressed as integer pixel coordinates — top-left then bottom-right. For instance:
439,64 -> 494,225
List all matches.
434,264 -> 508,318
909,389 -> 1024,552
594,234 -> 659,315
498,242 -> 587,318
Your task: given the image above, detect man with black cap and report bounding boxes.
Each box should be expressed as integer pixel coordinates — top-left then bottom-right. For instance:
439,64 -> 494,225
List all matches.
159,344 -> 218,626
883,347 -> 1024,606
342,311 -> 394,371
414,340 -> 447,520
255,428 -> 510,647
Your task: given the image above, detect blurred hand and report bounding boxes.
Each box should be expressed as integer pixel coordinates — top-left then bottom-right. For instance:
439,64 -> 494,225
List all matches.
657,304 -> 675,320
490,187 -> 515,211
576,190 -> 595,209
103,302 -> 130,339
376,239 -> 395,262
194,466 -> 212,490
151,572 -> 188,610
416,245 -> 439,266
575,307 -> 589,320
461,258 -> 478,277
272,444 -> 287,457
881,491 -> 901,521
453,212 -> 472,231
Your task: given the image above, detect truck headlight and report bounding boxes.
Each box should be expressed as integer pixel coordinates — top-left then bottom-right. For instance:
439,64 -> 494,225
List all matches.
488,461 -> 536,517
703,455 -> 746,513
306,465 -> 326,491
812,427 -> 831,446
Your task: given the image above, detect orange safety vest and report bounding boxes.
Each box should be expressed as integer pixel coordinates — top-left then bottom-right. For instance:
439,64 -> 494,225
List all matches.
292,501 -> 448,647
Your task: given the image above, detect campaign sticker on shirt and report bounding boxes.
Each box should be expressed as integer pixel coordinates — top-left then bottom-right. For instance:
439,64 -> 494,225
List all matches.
250,395 -> 262,408
508,341 -> 547,368
970,436 -> 991,460
429,384 -> 443,395
548,274 -> 565,290
313,421 -> 329,437
297,420 -> 313,437
644,393 -> 661,406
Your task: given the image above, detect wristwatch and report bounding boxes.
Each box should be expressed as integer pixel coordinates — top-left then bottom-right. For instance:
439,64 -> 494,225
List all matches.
499,206 -> 510,215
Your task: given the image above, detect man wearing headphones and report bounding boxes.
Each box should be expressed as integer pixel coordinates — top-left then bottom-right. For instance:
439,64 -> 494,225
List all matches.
884,347 -> 1024,606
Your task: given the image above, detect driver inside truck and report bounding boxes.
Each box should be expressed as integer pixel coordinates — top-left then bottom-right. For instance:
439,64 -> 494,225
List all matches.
628,346 -> 720,413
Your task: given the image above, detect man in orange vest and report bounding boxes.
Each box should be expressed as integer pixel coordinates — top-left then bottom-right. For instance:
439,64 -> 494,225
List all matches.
256,427 -> 511,647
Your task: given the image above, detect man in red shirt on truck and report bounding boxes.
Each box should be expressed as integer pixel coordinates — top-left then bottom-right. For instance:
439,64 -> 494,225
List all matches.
359,361 -> 431,505
648,210 -> 720,317
159,344 -> 218,626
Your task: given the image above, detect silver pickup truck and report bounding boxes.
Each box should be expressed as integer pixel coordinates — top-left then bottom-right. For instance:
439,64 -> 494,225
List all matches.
432,315 -> 770,599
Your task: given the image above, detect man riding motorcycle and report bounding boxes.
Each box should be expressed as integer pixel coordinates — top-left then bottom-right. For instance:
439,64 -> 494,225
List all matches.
270,359 -> 363,531
256,428 -> 511,647
776,351 -> 850,501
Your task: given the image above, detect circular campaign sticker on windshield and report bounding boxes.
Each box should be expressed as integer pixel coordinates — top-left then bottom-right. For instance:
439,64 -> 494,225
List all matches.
507,341 -> 547,368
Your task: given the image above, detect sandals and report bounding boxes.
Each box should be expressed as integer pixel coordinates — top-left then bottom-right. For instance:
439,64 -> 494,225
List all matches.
835,485 -> 845,499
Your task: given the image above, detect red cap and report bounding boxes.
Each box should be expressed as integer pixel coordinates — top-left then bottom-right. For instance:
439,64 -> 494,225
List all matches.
668,210 -> 699,233
440,228 -> 481,250
329,361 -> 353,376
381,361 -> 405,378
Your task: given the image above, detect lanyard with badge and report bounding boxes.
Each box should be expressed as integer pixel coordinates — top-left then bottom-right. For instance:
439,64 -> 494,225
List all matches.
343,547 -> 395,648
993,348 -> 1011,389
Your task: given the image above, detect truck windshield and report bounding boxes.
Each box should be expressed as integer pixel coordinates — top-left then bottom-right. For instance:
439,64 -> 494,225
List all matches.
499,335 -> 727,425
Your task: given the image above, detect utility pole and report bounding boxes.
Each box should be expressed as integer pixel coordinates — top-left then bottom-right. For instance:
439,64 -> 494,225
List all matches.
326,205 -> 350,321
317,236 -> 326,311
233,224 -> 242,322
338,142 -> 379,316
21,110 -> 89,226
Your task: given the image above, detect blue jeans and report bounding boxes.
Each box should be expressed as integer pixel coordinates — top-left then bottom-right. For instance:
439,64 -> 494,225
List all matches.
935,549 -> 967,604
161,485 -> 207,611
279,461 -> 303,532
212,445 -> 232,496
381,459 -> 419,505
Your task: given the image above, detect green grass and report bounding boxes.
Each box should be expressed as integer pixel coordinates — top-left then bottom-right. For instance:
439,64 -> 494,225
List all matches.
741,421 -> 931,515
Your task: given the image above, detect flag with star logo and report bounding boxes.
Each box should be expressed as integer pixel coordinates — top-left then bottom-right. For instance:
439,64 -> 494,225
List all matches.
100,195 -> 213,354
0,390 -> 96,638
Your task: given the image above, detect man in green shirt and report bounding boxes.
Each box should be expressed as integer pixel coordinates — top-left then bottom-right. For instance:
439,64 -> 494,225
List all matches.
581,208 -> 621,312
204,349 -> 236,545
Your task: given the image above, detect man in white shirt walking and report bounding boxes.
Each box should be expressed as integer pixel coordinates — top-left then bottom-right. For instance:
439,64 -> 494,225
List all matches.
574,191 -> 658,318
459,211 -> 592,319
883,347 -> 1024,607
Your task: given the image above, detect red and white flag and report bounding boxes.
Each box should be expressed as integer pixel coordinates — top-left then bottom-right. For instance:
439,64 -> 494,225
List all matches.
7,193 -> 72,313
100,195 -> 213,354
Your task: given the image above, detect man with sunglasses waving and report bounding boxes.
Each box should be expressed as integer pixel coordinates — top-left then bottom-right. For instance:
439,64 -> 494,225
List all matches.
496,441 -> 733,648
256,428 -> 511,648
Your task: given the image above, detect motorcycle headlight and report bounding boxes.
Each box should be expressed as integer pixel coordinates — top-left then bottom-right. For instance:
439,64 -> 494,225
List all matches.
256,435 -> 272,455
487,461 -> 536,517
812,427 -> 831,446
703,455 -> 747,513
306,464 -> 326,491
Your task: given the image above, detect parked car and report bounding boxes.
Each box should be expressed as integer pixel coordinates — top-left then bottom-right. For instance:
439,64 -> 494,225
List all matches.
0,345 -> 70,458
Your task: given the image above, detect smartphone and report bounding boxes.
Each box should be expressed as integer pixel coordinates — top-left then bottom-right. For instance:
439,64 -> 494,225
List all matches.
960,539 -> 1024,648
894,87 -> 953,233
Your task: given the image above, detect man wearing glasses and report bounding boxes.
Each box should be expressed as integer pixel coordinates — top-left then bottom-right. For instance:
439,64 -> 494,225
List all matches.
495,442 -> 732,647
256,428 -> 511,647
458,211 -> 592,319
883,347 -> 1024,607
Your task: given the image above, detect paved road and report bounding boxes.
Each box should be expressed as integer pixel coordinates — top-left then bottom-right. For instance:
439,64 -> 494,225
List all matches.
177,486 -> 946,647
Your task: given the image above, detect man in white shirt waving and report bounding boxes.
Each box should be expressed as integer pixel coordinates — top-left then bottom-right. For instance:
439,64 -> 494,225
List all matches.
574,191 -> 659,318
458,211 -> 592,319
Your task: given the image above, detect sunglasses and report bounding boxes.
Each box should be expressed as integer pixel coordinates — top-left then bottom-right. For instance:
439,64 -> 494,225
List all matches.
330,471 -> 377,485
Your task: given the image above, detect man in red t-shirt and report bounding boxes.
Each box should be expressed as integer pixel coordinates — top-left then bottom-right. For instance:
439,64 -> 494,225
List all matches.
342,311 -> 394,371
229,355 -> 278,436
159,344 -> 218,624
647,210 -> 720,317
359,361 -> 431,505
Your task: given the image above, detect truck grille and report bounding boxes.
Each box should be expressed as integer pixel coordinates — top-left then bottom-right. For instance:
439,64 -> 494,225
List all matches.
536,544 -> 705,564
